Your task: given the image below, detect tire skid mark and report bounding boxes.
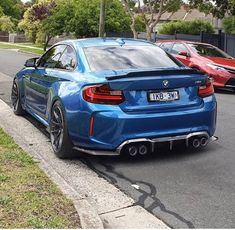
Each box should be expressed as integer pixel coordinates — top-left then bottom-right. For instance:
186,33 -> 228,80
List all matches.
83,158 -> 195,228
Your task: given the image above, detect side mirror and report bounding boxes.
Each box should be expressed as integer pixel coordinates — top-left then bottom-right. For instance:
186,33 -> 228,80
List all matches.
24,57 -> 39,68
178,51 -> 190,57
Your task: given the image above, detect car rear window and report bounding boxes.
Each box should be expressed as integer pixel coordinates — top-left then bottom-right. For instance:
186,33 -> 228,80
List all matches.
159,42 -> 173,52
83,45 -> 182,71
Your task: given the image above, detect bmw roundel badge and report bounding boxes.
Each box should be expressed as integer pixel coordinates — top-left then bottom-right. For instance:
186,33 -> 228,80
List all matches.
163,80 -> 169,88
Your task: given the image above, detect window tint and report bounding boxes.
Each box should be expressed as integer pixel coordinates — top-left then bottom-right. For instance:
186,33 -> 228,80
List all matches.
171,43 -> 188,55
188,43 -> 231,58
57,46 -> 77,70
160,42 -> 173,52
84,45 -> 182,71
38,45 -> 66,68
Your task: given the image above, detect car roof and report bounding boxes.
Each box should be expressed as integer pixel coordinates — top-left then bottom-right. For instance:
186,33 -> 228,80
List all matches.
58,37 -> 155,48
157,39 -> 212,46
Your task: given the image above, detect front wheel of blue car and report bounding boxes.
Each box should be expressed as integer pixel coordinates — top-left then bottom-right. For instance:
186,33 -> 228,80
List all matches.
11,78 -> 25,115
50,100 -> 76,159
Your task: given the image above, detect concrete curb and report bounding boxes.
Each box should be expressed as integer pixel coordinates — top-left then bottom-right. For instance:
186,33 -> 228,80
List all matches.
0,99 -> 103,229
0,71 -> 169,229
18,49 -> 43,56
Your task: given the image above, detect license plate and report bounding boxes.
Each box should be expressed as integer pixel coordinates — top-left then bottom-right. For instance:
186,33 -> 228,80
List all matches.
148,91 -> 179,102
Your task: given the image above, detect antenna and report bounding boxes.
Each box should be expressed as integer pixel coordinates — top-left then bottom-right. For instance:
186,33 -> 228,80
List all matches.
116,38 -> 125,46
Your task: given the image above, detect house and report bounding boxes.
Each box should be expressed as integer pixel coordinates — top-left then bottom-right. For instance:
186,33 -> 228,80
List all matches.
156,5 -> 222,32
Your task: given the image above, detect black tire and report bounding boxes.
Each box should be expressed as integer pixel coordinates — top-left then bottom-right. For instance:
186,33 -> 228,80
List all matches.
50,100 -> 78,159
11,78 -> 25,115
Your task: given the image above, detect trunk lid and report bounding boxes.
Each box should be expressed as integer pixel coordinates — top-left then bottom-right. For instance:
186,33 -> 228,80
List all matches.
105,68 -> 208,113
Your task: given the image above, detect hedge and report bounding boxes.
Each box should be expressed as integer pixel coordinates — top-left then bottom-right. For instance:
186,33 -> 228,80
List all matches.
159,20 -> 214,35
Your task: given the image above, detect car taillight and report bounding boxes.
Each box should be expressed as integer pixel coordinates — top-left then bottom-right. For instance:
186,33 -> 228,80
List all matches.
83,84 -> 124,105
198,78 -> 214,97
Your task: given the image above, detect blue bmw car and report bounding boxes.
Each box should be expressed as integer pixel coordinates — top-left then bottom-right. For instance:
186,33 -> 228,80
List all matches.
11,38 -> 217,158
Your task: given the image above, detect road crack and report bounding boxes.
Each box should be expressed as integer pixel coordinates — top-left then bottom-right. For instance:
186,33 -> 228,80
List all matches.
83,158 -> 195,228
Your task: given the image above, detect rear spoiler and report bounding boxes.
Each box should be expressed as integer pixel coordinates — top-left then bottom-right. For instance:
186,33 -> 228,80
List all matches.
106,69 -> 205,81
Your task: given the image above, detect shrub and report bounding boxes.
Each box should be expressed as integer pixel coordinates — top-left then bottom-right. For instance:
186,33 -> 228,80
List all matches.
135,15 -> 145,32
0,16 -> 15,32
159,20 -> 214,35
223,16 -> 235,35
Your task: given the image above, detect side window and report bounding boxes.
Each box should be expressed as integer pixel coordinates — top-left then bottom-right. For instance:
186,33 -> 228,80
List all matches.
160,42 -> 173,52
171,43 -> 188,55
38,45 -> 66,68
57,46 -> 77,71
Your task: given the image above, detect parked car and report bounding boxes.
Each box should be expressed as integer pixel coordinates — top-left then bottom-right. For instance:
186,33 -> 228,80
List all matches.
157,40 -> 235,90
11,38 -> 217,158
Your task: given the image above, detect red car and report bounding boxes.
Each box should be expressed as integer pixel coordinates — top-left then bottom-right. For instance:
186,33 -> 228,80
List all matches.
156,40 -> 235,90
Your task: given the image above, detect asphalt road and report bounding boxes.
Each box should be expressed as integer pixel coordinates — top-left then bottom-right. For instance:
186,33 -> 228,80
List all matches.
1,49 -> 235,228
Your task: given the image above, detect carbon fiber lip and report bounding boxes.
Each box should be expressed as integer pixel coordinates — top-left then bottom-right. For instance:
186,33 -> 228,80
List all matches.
73,132 -> 218,156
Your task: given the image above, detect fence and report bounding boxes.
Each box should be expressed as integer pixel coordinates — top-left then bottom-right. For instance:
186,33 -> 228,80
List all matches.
224,34 -> 235,57
0,32 -> 9,42
106,31 -> 133,38
8,33 -> 28,43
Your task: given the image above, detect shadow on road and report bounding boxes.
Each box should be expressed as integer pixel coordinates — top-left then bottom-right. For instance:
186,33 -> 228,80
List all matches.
80,141 -> 221,165
215,88 -> 235,95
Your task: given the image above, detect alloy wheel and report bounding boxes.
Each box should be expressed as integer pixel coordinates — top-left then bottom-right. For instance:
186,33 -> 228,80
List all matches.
11,81 -> 19,111
50,105 -> 64,152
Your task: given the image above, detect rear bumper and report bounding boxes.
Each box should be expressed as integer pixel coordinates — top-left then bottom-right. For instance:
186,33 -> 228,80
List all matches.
211,72 -> 235,88
71,95 -> 217,151
73,132 -> 218,156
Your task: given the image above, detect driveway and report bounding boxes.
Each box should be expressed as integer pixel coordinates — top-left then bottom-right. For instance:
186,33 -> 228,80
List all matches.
1,49 -> 235,228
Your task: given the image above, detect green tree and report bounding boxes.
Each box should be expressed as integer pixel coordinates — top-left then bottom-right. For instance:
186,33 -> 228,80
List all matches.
68,0 -> 99,37
40,0 -> 74,49
0,15 -> 15,32
18,8 -> 39,43
0,0 -> 24,20
223,16 -> 235,34
105,0 -> 131,34
0,6 -> 4,17
19,0 -> 58,49
19,0 -> 131,48
135,15 -> 145,32
189,0 -> 235,18
122,0 -> 182,40
121,0 -> 138,38
68,0 -> 131,38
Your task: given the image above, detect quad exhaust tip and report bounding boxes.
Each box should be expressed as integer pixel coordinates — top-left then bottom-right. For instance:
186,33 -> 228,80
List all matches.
139,145 -> 148,155
200,137 -> 208,147
191,136 -> 209,148
192,138 -> 201,148
127,144 -> 149,156
128,145 -> 138,156
118,132 -> 215,157
126,135 -> 210,155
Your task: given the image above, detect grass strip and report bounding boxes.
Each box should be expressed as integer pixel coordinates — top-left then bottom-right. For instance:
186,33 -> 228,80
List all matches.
0,128 -> 80,228
0,42 -> 44,55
